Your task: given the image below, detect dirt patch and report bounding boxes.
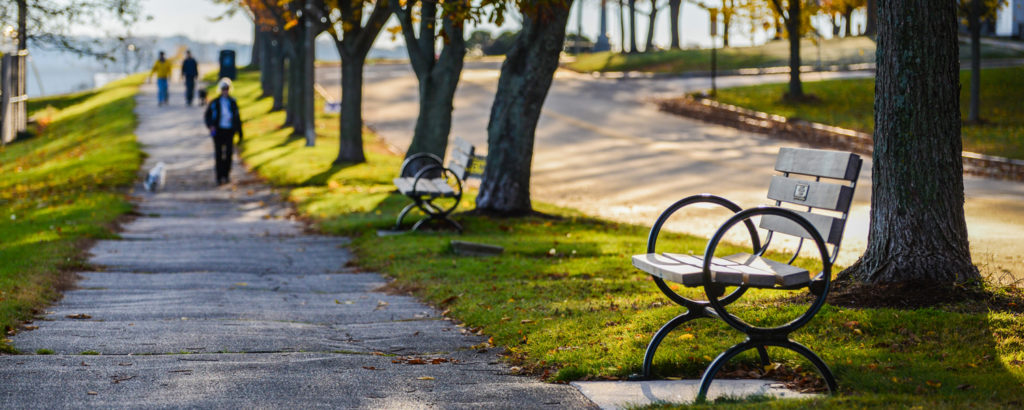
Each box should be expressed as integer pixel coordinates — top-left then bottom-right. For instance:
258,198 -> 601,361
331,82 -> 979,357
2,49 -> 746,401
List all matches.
822,279 -> 1024,313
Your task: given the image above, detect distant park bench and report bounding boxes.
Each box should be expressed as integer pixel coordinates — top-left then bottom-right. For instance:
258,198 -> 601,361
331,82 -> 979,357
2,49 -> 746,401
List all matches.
630,147 -> 862,401
393,137 -> 485,232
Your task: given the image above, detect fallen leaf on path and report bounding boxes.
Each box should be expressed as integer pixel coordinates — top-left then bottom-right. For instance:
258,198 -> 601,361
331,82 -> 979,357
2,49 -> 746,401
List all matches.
66,314 -> 92,319
362,366 -> 377,370
416,376 -> 435,380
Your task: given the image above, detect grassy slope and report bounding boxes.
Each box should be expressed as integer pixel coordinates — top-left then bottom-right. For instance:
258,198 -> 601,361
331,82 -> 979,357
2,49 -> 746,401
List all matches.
230,70 -> 1024,407
0,76 -> 144,349
569,37 -> 1024,74
712,66 -> 1024,160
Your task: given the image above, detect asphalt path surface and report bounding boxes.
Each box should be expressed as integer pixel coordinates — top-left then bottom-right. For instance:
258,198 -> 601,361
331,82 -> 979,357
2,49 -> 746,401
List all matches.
0,82 -> 594,409
318,62 -> 1024,279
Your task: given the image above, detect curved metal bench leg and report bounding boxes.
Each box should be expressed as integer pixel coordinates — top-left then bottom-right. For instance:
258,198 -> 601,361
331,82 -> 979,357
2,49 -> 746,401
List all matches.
756,345 -> 771,367
696,340 -> 756,403
775,339 -> 838,394
629,309 -> 704,380
394,202 -> 417,230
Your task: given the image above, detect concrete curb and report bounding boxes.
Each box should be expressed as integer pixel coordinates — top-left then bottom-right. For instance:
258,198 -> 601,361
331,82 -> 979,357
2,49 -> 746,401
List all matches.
657,96 -> 1024,182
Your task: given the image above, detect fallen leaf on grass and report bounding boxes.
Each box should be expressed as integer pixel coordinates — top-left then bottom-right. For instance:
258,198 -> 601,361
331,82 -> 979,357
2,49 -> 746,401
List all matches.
66,314 -> 92,319
520,319 -> 534,324
926,380 -> 942,388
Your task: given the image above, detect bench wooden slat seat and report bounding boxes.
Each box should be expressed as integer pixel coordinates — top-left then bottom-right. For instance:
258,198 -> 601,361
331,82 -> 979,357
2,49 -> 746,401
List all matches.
629,147 -> 862,402
392,137 -> 486,232
393,177 -> 457,197
632,252 -> 810,288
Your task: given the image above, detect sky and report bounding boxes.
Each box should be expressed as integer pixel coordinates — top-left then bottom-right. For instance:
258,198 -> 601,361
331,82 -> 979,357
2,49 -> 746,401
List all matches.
114,0 -> 865,50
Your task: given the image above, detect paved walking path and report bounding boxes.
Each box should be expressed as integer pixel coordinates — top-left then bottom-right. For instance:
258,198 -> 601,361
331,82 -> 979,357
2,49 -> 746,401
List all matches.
0,83 -> 593,408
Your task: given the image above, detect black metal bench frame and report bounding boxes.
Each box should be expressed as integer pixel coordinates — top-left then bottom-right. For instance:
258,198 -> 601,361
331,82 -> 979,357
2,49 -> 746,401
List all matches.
631,147 -> 862,402
393,138 -> 484,232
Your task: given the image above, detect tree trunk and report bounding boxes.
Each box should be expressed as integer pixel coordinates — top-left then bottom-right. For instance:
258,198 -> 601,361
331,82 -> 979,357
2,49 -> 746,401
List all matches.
722,8 -> 731,48
843,8 -> 853,37
669,0 -> 682,50
270,34 -> 285,112
17,0 -> 27,51
774,13 -> 783,40
968,0 -> 982,123
865,0 -> 877,36
477,1 -> 574,214
645,3 -> 658,52
252,26 -> 263,70
841,0 -> 978,284
403,4 -> 467,162
628,0 -> 638,54
258,31 -> 272,97
785,0 -> 803,99
301,18 -> 317,146
335,56 -> 367,164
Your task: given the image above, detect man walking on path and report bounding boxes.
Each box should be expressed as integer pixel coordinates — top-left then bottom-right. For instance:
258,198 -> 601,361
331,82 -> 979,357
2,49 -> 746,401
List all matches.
181,50 -> 199,106
149,51 -> 172,106
204,79 -> 243,185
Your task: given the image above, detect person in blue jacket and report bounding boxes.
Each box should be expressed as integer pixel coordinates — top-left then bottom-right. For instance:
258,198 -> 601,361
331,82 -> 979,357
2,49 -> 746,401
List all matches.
181,50 -> 199,106
203,79 -> 244,185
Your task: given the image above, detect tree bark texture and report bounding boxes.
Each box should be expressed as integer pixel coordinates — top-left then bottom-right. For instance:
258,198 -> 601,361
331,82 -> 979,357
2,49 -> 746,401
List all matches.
396,0 -> 467,162
476,1 -> 574,214
968,0 -> 982,123
669,0 -> 682,50
842,0 -> 979,284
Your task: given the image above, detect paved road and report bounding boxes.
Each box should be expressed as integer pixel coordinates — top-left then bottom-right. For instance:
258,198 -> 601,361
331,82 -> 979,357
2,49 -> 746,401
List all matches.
318,63 -> 1024,279
0,82 -> 594,409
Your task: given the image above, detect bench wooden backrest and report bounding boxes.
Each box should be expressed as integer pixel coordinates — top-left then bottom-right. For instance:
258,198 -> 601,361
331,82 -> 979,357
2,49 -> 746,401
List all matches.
759,148 -> 862,248
448,137 -> 485,180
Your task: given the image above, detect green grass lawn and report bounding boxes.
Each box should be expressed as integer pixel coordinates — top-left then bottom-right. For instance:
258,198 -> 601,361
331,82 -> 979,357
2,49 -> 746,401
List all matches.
0,76 -> 144,351
228,70 -> 1024,407
712,66 -> 1024,160
569,36 -> 1024,74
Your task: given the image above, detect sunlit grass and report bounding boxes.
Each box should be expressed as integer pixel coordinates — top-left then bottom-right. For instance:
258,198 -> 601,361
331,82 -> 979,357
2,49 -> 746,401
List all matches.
231,69 -> 1024,407
712,66 -> 1024,160
570,36 -> 1024,74
0,75 -> 144,348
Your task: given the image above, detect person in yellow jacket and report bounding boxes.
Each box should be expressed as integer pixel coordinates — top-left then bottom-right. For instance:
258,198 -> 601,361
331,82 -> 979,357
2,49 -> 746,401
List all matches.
150,51 -> 172,106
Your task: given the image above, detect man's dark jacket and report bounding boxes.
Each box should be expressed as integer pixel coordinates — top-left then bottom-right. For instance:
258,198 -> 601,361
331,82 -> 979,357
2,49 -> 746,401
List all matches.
204,96 -> 243,140
182,57 -> 198,79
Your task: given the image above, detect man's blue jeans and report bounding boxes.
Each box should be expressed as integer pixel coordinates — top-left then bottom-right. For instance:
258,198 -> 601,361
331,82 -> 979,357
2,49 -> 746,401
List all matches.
157,78 -> 168,104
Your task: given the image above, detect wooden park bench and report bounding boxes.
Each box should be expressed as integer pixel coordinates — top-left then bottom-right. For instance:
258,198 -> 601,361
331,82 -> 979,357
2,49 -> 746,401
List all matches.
630,147 -> 862,401
393,137 -> 485,232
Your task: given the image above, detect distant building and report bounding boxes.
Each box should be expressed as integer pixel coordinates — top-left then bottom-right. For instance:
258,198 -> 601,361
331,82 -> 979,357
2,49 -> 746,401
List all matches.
995,0 -> 1024,37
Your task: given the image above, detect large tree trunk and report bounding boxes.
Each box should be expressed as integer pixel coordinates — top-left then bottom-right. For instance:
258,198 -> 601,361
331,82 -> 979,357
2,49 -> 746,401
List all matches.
644,3 -> 658,52
477,1 -> 574,214
335,56 -> 367,164
669,0 -> 681,49
258,31 -> 272,97
628,0 -> 638,54
841,0 -> 979,284
785,0 -> 803,99
864,0 -> 877,36
968,0 -> 982,123
402,2 -> 467,161
722,7 -> 731,48
252,26 -> 264,70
